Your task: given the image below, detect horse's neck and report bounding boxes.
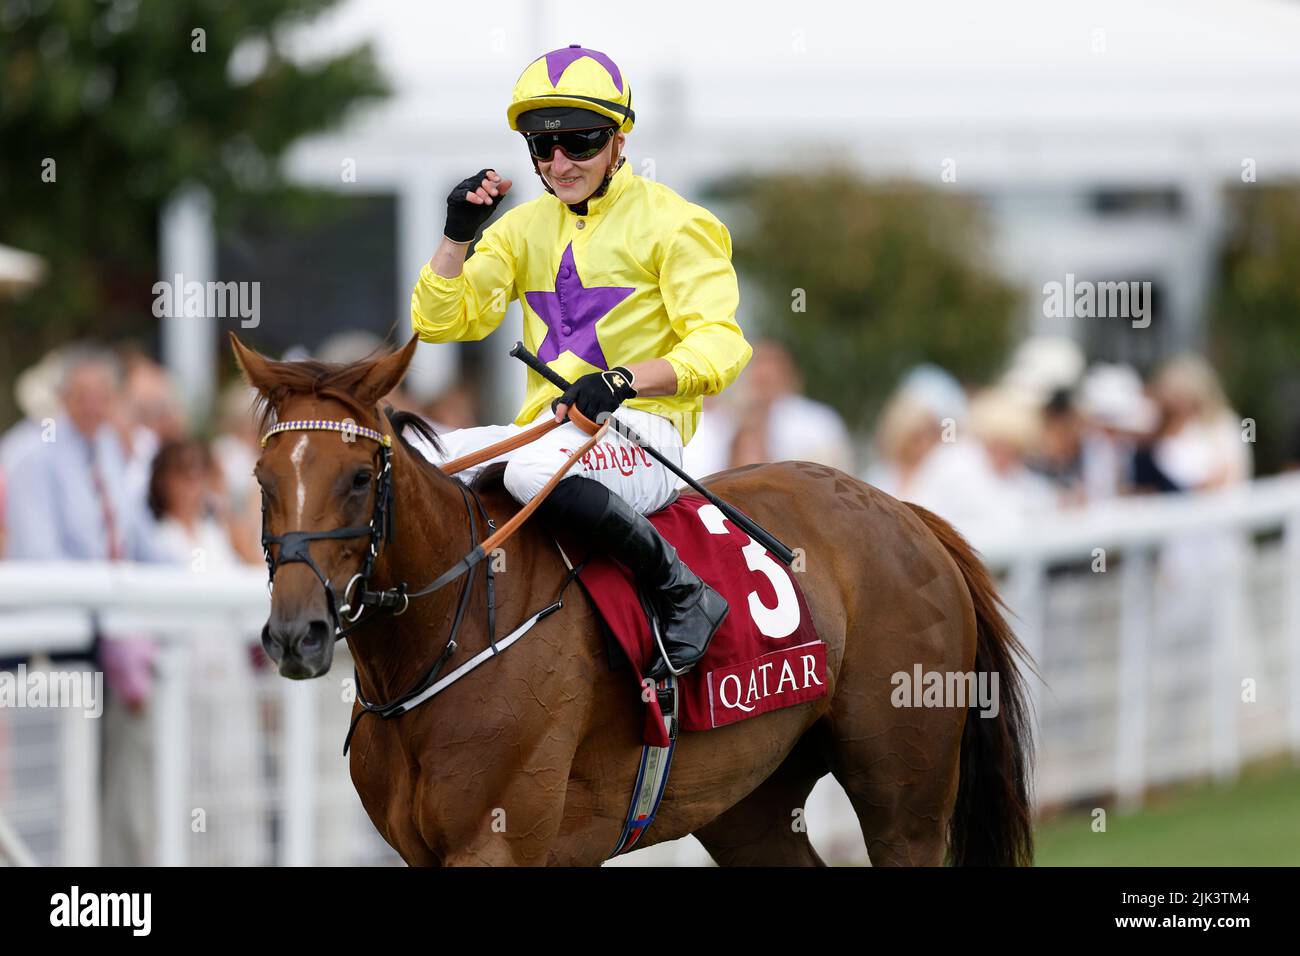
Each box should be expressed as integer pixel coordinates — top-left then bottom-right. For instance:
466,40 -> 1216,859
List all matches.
346,438 -> 474,703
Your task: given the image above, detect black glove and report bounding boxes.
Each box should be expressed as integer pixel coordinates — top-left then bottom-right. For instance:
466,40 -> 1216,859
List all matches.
444,168 -> 502,243
551,367 -> 637,421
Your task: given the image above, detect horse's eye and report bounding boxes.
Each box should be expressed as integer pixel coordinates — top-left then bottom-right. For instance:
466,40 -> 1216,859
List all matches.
351,470 -> 372,491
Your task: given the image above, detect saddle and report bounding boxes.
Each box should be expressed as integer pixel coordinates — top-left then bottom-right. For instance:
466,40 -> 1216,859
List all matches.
471,467 -> 827,748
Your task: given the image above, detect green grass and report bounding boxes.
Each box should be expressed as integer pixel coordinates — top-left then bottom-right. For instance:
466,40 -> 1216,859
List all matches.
1034,764 -> 1300,866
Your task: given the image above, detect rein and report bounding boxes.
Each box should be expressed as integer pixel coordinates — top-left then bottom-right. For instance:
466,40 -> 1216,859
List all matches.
259,407 -> 606,752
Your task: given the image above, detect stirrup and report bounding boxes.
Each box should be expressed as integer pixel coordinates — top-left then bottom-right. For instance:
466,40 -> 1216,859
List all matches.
649,611 -> 692,678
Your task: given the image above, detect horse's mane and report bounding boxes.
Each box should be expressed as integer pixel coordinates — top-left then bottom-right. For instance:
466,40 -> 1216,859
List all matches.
385,407 -> 447,463
252,352 -> 446,459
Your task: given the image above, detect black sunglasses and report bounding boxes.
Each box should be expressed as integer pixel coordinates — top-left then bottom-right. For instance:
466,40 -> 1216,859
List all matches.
523,126 -> 616,162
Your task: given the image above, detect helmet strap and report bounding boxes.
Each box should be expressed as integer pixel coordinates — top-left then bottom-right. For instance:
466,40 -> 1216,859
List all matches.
531,145 -> 626,216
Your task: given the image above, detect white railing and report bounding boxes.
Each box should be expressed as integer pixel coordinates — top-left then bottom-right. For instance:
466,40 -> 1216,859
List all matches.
3,474 -> 1300,865
976,474 -> 1300,811
0,565 -> 399,867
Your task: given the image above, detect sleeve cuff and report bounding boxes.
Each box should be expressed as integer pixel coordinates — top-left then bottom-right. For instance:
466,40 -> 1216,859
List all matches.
665,355 -> 697,397
418,260 -> 466,294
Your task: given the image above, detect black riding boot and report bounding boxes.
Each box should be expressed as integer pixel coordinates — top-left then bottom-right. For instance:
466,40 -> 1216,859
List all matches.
540,476 -> 729,680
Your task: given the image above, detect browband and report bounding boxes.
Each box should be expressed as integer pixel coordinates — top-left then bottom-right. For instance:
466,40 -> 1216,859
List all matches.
261,419 -> 392,448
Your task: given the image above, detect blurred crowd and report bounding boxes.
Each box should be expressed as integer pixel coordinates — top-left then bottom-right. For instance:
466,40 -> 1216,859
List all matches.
685,335 -> 1254,544
0,334 -> 485,565
860,338 -> 1254,542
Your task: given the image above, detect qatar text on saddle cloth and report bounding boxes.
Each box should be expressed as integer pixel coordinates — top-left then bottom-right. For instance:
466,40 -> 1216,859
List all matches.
570,493 -> 827,747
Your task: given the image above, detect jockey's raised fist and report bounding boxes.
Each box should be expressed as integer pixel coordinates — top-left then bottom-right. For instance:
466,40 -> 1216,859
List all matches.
444,168 -> 514,243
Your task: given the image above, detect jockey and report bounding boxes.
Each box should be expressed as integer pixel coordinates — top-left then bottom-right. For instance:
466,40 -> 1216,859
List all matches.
410,44 -> 751,679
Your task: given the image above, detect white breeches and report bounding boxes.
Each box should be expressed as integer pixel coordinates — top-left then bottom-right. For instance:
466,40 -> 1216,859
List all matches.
409,407 -> 683,516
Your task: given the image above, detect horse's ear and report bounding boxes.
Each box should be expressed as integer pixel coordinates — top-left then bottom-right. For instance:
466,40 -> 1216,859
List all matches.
356,335 -> 419,407
229,332 -> 278,397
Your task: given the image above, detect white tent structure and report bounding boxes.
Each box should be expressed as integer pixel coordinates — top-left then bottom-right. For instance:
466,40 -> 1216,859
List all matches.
162,0 -> 1300,411
0,244 -> 46,297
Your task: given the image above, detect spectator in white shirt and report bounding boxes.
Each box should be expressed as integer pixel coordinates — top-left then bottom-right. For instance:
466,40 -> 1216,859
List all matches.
1149,355 -> 1251,491
1076,363 -> 1158,501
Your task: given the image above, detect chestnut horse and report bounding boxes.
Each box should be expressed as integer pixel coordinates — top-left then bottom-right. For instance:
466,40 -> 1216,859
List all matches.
232,334 -> 1034,866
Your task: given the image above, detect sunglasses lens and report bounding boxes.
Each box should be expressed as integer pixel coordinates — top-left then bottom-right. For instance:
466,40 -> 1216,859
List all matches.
526,127 -> 614,161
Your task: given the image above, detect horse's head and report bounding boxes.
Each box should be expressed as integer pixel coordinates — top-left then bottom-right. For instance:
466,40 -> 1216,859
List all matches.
230,333 -> 418,679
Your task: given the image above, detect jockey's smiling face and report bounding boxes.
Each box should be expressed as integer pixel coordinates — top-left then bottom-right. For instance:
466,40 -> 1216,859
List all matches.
536,130 -> 625,205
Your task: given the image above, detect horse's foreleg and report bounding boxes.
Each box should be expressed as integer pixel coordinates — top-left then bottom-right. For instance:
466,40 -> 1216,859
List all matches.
442,841 -> 537,866
425,772 -> 574,866
421,729 -> 584,867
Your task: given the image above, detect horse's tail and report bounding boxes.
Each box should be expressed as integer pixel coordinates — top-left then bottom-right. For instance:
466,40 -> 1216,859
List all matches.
905,502 -> 1036,867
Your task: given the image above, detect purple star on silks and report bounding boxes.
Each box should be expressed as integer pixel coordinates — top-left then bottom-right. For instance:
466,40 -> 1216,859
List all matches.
525,243 -> 634,369
544,45 -> 624,92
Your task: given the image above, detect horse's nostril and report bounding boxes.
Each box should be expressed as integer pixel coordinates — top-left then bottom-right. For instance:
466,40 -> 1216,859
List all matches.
261,624 -> 283,662
298,619 -> 331,654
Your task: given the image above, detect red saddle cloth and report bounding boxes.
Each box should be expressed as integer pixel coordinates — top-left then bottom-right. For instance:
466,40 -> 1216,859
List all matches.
566,493 -> 827,747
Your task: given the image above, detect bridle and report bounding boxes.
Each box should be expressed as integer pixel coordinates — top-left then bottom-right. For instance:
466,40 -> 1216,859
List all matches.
259,419 -> 395,629
258,409 -> 602,754
258,415 -> 494,635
